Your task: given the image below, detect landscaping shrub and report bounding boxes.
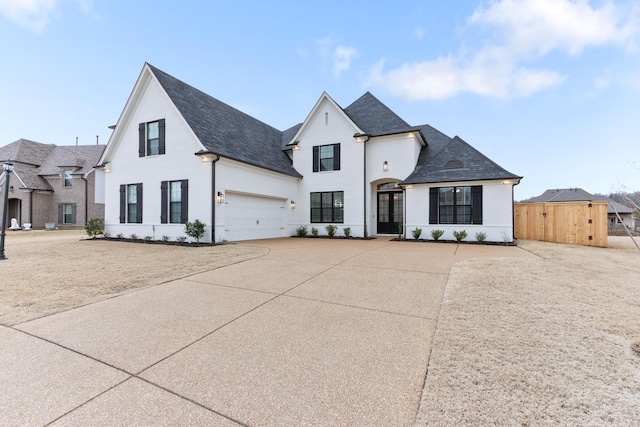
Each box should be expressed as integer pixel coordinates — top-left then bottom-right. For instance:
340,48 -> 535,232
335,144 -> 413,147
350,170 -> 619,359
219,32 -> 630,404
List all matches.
475,231 -> 487,243
116,233 -> 124,239
144,235 -> 153,241
412,227 -> 422,240
431,229 -> 444,241
453,230 -> 468,242
161,235 -> 170,243
176,236 -> 187,243
343,227 -> 351,238
296,225 -> 308,237
130,234 -> 138,240
185,219 -> 206,243
325,224 -> 338,237
311,227 -> 319,237
84,217 -> 104,238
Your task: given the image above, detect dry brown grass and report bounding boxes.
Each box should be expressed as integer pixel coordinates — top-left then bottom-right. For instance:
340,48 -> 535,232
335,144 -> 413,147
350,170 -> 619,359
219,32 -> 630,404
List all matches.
416,236 -> 640,426
0,230 -> 267,326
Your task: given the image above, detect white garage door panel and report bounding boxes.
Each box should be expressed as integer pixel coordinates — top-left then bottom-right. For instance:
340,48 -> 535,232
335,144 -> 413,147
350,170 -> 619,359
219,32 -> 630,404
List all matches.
226,193 -> 286,241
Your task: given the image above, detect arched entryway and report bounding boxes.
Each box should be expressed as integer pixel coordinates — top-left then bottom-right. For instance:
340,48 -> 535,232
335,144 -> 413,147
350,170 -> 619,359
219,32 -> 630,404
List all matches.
376,183 -> 402,234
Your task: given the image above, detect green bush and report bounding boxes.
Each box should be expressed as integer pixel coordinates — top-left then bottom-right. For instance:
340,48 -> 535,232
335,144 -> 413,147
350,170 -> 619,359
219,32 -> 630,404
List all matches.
412,227 -> 422,240
84,217 -> 104,238
295,225 -> 308,237
311,227 -> 319,237
475,231 -> 487,242
453,230 -> 468,242
185,219 -> 206,243
343,227 -> 351,238
325,224 -> 338,237
431,229 -> 444,241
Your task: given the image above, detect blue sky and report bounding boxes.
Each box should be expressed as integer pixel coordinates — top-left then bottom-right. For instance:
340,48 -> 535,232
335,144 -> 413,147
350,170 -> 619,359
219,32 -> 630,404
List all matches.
1,0 -> 638,200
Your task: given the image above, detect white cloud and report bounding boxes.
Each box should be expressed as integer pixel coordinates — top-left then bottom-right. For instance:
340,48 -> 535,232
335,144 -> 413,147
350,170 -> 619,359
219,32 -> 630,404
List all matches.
469,0 -> 638,57
317,37 -> 357,78
0,0 -> 90,32
0,0 -> 57,31
414,26 -> 425,40
369,0 -> 638,100
332,45 -> 357,78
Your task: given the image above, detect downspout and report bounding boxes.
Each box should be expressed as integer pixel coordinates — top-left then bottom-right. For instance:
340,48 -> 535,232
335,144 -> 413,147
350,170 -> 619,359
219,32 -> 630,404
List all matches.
211,155 -> 219,243
512,179 -> 521,241
81,175 -> 88,225
355,133 -> 370,238
29,190 -> 33,225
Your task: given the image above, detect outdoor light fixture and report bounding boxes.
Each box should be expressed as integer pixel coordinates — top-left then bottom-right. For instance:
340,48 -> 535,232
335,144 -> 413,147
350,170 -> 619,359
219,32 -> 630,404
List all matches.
1,159 -> 15,261
383,161 -> 388,171
217,192 -> 224,204
290,200 -> 296,209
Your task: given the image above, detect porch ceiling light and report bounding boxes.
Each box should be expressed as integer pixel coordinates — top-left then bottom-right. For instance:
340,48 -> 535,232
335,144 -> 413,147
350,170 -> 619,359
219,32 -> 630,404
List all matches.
383,161 -> 388,171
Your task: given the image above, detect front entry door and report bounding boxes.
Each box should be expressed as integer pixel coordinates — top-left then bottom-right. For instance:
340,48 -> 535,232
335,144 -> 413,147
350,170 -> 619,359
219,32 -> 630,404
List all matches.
377,191 -> 403,234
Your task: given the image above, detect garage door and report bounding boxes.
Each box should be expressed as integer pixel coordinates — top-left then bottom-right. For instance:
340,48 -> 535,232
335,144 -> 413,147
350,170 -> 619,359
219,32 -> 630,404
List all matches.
225,192 -> 287,241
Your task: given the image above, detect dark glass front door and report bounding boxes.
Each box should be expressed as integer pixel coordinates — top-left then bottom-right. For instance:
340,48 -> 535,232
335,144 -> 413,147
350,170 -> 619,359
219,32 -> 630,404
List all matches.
377,191 -> 403,234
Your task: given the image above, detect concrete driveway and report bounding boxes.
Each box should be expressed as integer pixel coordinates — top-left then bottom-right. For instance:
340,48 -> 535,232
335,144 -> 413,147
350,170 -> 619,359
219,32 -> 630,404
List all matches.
2,238 -> 528,426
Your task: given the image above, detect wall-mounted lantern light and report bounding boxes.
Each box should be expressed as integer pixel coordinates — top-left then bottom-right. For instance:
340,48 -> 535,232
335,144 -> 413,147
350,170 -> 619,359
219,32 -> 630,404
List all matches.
290,200 -> 296,209
217,192 -> 224,204
383,161 -> 388,171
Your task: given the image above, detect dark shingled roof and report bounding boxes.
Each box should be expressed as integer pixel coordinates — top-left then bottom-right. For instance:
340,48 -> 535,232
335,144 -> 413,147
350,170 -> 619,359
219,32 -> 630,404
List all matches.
344,92 -> 416,136
148,64 -> 302,178
404,134 -> 521,184
525,188 -> 634,214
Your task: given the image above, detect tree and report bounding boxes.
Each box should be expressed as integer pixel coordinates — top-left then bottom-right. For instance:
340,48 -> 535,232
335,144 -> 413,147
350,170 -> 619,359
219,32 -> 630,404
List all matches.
184,219 -> 206,243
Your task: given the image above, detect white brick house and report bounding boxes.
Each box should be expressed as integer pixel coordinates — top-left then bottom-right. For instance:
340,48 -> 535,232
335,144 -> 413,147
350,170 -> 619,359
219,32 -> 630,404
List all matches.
97,63 -> 521,243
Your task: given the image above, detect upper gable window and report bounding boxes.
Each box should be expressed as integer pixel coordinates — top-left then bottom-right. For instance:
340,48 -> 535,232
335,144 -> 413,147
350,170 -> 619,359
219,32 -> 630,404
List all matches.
63,170 -> 73,187
312,143 -> 340,172
138,119 -> 165,157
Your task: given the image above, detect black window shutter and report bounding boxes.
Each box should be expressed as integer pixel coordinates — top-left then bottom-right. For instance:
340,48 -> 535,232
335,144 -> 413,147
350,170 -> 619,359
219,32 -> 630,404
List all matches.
312,146 -> 319,172
429,187 -> 438,224
57,204 -> 63,223
333,144 -> 340,170
158,119 -> 166,155
71,203 -> 77,224
160,181 -> 168,224
136,183 -> 143,223
119,185 -> 126,223
138,123 -> 146,157
471,185 -> 483,224
180,179 -> 189,223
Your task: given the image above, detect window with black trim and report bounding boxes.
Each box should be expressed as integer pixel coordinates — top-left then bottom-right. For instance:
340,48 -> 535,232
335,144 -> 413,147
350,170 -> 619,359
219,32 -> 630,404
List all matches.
160,180 -> 189,224
119,183 -> 143,223
310,191 -> 344,223
312,143 -> 340,172
429,186 -> 482,225
138,119 -> 165,157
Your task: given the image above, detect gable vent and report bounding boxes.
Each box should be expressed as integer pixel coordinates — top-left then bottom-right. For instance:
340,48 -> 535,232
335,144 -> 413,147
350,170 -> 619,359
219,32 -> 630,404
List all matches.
443,160 -> 465,170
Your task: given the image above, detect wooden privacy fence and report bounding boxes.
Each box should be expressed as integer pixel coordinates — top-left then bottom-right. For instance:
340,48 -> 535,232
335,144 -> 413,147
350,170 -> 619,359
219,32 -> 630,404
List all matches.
514,201 -> 608,247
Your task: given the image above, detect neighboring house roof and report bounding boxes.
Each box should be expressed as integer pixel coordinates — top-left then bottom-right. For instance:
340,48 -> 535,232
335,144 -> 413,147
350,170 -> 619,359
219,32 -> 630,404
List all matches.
148,64 -> 302,178
38,145 -> 106,176
0,138 -> 105,191
404,134 -> 522,184
0,138 -> 55,166
525,188 -> 635,214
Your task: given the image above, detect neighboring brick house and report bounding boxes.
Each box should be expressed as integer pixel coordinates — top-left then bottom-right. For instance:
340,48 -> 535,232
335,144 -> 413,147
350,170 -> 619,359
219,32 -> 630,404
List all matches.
0,139 -> 106,229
